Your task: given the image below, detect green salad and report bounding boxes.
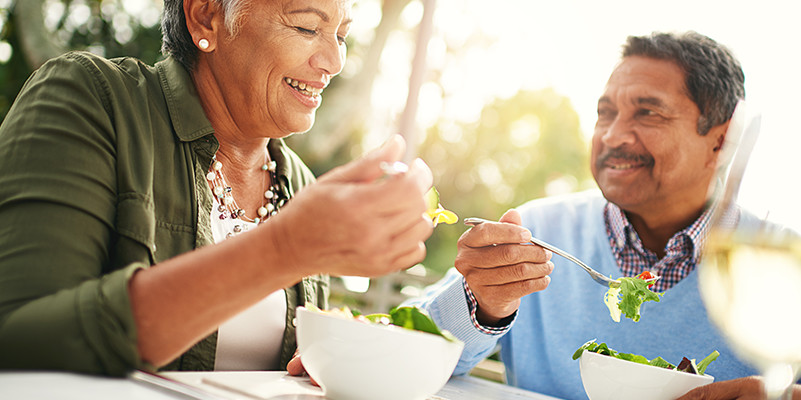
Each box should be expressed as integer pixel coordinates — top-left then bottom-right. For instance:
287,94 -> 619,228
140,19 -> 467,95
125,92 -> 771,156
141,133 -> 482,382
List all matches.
365,305 -> 459,342
306,304 -> 459,343
573,339 -> 719,375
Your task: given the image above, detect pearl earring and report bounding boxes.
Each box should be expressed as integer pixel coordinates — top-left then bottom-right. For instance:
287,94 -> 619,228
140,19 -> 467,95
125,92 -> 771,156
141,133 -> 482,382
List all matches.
198,39 -> 210,50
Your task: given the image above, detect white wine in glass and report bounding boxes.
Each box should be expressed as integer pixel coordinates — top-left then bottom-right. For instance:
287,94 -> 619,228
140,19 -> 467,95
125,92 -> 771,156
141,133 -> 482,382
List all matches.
701,232 -> 801,398
699,104 -> 801,399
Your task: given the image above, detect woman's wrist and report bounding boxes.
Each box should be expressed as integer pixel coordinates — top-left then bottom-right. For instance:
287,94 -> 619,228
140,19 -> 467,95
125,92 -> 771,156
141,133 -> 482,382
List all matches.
258,211 -> 313,281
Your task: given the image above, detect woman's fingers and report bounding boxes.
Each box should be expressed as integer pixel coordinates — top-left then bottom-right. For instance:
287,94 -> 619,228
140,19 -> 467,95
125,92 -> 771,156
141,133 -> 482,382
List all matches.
286,354 -> 319,387
317,134 -> 406,184
286,354 -> 305,376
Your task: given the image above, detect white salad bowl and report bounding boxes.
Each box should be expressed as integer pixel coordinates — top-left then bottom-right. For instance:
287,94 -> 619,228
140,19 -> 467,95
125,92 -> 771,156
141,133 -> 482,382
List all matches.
295,306 -> 464,400
579,350 -> 714,400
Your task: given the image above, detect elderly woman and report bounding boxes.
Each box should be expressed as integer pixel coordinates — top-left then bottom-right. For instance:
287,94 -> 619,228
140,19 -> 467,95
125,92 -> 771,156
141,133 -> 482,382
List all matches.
0,0 -> 433,376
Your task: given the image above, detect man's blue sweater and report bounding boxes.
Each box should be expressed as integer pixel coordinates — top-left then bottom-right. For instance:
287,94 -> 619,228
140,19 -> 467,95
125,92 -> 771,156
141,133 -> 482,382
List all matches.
409,191 -> 759,400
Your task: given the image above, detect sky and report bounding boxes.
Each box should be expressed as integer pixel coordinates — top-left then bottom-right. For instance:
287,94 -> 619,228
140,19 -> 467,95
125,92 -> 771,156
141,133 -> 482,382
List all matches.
431,0 -> 800,136
358,0 -> 801,229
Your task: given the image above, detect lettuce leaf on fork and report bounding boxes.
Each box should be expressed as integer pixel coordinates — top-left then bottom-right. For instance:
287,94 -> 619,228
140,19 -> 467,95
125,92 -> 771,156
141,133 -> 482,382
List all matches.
425,187 -> 458,226
604,275 -> 662,322
379,161 -> 457,227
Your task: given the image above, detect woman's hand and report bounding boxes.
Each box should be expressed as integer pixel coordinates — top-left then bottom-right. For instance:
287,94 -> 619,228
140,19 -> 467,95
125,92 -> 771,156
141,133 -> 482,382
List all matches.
678,377 -> 801,400
269,135 -> 434,278
287,352 -> 318,386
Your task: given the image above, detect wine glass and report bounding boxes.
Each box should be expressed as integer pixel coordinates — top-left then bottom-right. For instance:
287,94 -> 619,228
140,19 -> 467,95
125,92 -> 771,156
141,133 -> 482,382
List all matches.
699,101 -> 801,400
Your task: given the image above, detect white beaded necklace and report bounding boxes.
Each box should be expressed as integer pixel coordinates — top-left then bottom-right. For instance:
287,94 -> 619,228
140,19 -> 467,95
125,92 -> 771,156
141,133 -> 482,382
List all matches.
206,150 -> 285,238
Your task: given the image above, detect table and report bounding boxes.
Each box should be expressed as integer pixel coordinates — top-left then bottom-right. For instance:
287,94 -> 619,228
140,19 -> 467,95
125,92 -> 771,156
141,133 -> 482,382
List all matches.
0,370 -> 564,400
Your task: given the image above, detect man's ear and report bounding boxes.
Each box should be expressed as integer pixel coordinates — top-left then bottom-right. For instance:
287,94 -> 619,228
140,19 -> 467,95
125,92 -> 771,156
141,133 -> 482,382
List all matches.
705,120 -> 730,169
184,0 -> 223,52
713,133 -> 725,152
711,121 -> 728,152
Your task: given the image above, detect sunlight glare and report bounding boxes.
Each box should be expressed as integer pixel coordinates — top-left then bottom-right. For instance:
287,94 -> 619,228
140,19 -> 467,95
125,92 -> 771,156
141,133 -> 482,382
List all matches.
510,115 -> 542,148
0,41 -> 12,64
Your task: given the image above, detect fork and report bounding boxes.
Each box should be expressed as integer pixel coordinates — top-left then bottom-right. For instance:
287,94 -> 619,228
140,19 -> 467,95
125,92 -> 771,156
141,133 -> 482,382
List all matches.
463,217 -> 627,288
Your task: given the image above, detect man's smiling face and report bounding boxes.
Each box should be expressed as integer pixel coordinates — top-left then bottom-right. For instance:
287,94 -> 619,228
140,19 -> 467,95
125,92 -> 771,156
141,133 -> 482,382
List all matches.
591,56 -> 722,217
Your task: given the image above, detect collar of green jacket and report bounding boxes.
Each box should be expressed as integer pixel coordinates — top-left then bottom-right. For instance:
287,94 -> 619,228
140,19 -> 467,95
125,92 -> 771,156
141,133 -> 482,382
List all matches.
156,57 -> 215,143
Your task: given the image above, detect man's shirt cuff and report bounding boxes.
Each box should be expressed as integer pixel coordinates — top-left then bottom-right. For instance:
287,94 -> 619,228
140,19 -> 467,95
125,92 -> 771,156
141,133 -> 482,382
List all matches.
462,277 -> 516,335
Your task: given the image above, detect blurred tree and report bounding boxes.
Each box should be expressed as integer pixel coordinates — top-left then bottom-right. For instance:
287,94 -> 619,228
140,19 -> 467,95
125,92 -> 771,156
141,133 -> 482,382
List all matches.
419,88 -> 594,274
0,0 -> 594,281
0,0 -> 164,120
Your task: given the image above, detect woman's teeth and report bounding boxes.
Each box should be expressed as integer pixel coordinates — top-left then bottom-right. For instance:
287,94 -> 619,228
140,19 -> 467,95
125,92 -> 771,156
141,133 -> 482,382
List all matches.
285,78 -> 322,97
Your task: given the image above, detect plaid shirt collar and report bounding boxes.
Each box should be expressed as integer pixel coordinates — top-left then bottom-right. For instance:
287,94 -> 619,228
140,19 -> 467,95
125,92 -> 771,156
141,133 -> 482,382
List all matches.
604,202 -> 715,291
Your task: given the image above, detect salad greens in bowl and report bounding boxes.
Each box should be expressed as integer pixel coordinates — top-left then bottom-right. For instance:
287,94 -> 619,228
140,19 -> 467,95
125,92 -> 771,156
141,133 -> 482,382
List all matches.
296,305 -> 464,400
574,340 -> 717,400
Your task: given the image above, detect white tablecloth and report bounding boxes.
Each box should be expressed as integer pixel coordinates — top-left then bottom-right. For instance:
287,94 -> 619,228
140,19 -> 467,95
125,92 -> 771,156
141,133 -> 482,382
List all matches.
0,370 -> 564,400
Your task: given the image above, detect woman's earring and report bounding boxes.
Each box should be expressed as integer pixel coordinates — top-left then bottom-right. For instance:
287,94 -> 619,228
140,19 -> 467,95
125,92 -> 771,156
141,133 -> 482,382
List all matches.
198,39 -> 210,50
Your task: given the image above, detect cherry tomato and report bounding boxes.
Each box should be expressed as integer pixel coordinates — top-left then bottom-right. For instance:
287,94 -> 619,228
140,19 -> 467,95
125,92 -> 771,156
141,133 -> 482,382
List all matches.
637,271 -> 656,286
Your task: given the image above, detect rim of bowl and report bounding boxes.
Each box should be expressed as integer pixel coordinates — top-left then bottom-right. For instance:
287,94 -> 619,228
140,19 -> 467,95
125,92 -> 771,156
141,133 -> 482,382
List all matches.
296,306 -> 464,347
581,350 -> 715,382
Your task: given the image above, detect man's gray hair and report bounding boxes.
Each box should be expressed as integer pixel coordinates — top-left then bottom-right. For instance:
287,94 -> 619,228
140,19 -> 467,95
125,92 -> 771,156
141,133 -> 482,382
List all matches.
622,31 -> 746,136
161,0 -> 251,71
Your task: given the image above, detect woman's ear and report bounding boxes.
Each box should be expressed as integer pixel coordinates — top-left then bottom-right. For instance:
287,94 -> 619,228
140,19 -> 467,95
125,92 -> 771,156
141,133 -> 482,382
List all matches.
184,0 -> 222,52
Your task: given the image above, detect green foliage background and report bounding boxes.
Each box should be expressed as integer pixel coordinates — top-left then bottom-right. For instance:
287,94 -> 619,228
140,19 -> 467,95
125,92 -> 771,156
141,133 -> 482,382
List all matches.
0,0 -> 165,120
420,89 -> 593,273
0,0 -> 594,279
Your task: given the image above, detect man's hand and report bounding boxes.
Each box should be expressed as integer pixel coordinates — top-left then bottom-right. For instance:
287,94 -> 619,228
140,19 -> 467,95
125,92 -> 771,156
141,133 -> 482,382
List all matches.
678,376 -> 801,400
455,209 -> 553,326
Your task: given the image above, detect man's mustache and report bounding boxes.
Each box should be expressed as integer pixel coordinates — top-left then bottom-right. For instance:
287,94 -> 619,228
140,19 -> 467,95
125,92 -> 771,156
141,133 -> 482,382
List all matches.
596,148 -> 654,169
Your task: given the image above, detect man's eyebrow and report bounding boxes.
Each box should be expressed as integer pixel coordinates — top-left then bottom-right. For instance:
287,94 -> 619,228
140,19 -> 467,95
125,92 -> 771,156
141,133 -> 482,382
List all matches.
635,97 -> 667,109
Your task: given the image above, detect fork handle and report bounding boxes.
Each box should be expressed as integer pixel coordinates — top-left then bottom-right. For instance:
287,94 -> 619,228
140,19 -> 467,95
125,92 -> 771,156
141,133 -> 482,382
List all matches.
527,236 -> 592,272
464,217 -> 580,263
464,217 -> 612,284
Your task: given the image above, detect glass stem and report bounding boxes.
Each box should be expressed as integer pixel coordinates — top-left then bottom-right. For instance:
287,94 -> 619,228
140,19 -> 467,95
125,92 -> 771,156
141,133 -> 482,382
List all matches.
764,364 -> 794,400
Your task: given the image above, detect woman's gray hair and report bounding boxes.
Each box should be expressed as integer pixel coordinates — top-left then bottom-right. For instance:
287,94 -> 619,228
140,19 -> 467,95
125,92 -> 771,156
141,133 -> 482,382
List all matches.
622,31 -> 745,136
161,0 -> 251,71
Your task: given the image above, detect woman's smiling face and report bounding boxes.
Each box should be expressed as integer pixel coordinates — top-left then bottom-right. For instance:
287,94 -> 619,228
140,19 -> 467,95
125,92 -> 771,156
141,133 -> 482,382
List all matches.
205,0 -> 352,138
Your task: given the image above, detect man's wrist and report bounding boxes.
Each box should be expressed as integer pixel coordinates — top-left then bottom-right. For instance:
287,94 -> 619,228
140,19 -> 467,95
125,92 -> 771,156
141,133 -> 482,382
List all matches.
462,278 -> 515,335
476,307 -> 516,328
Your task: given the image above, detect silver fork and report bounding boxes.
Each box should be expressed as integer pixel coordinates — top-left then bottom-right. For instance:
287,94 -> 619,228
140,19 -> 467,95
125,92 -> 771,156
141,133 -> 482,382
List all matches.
464,217 -> 635,288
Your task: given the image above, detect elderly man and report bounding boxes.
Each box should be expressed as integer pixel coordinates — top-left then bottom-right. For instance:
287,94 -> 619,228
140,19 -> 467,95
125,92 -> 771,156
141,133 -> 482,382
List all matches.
408,31 -> 800,400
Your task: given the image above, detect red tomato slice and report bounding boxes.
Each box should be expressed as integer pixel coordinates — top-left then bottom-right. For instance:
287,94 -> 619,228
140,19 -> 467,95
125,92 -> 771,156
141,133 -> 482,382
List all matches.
637,271 -> 656,286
